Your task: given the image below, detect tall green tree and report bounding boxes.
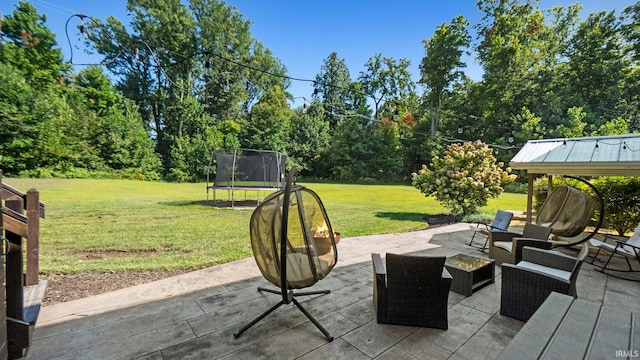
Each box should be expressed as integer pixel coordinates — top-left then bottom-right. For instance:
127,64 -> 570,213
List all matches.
327,114 -> 403,182
287,100 -> 331,175
0,62 -> 38,174
73,66 -> 162,178
240,41 -> 290,112
359,53 -> 415,119
566,10 -> 628,126
313,52 -> 354,129
419,15 -> 470,138
0,1 -> 70,87
475,0 -> 546,142
243,85 -> 292,152
74,66 -> 123,114
621,2 -> 640,130
526,4 -> 581,129
88,0 -> 288,178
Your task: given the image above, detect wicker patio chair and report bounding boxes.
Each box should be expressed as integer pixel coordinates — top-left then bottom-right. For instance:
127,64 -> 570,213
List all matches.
372,253 -> 451,329
589,222 -> 640,279
488,223 -> 553,266
500,244 -> 589,321
468,210 -> 514,252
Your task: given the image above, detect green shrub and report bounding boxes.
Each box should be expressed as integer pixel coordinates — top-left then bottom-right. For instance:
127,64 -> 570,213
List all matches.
412,140 -> 516,216
462,213 -> 495,224
592,177 -> 640,235
503,181 -> 528,194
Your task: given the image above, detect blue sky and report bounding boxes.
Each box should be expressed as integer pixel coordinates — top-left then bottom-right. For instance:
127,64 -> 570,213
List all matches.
1,0 -> 636,106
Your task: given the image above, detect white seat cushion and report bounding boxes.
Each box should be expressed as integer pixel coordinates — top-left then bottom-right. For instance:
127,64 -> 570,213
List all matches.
590,238 -> 636,256
494,241 -> 513,252
516,261 -> 571,280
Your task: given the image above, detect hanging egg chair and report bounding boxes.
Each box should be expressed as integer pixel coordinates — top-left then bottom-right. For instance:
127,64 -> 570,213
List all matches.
536,177 -> 604,247
537,184 -> 594,237
234,168 -> 337,341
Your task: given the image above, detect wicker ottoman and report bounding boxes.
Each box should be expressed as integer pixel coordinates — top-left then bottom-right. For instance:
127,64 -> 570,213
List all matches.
445,254 -> 495,296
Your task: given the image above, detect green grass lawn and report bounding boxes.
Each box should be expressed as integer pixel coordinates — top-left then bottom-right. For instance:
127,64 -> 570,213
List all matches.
5,178 -> 526,274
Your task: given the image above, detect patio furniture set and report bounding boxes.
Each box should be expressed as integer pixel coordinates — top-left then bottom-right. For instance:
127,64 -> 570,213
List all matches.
372,229 -> 589,328
369,208 -> 639,358
236,171 -> 639,358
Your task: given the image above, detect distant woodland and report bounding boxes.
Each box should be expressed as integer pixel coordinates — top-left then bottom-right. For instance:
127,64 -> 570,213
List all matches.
1,1 -> 638,182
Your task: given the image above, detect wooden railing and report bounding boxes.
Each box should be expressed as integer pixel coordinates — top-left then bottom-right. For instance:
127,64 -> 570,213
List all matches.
1,171 -> 46,359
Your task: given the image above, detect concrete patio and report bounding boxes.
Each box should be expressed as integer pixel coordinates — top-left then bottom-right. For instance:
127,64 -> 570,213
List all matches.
26,223 -> 640,360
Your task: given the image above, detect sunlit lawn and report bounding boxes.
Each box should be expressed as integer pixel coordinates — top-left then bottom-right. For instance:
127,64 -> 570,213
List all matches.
6,178 -> 526,274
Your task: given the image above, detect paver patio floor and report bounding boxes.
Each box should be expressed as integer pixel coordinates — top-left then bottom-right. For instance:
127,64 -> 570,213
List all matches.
26,223 -> 640,359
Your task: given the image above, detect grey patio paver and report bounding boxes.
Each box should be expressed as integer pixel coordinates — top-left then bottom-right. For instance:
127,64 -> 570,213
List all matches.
26,222 -> 640,359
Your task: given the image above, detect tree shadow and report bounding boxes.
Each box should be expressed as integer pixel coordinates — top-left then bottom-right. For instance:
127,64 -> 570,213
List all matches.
375,212 -> 459,227
158,200 -> 259,208
374,212 -> 426,222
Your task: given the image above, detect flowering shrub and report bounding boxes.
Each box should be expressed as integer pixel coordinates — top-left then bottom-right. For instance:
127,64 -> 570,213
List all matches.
412,140 -> 516,216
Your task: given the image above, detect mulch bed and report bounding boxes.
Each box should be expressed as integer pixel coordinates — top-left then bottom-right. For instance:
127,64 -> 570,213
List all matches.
423,214 -> 459,228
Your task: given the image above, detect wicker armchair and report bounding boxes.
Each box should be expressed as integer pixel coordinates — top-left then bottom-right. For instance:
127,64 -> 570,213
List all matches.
372,253 -> 451,329
489,223 -> 553,266
500,245 -> 589,321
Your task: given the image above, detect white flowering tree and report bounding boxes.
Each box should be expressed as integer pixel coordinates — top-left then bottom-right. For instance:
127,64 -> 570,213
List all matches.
412,140 -> 515,216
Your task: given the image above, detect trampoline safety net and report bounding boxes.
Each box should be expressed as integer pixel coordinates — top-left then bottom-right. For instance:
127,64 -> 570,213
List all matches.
206,149 -> 287,205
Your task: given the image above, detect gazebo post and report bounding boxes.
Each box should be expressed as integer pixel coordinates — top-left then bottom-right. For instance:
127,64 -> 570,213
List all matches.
527,173 -> 534,223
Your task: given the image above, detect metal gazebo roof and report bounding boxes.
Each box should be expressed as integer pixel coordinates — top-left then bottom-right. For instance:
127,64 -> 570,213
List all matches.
509,134 -> 640,177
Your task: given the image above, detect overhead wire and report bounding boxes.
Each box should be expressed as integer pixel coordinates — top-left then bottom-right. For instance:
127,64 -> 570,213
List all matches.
60,12 -> 640,152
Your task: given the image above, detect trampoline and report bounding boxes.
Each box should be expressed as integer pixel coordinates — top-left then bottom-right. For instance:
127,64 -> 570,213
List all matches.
206,149 -> 287,207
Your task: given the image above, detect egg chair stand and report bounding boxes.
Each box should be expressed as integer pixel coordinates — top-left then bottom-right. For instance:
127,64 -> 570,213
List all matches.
233,168 -> 337,342
233,287 -> 333,341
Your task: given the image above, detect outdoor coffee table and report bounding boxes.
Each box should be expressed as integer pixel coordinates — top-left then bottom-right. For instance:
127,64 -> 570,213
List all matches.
445,254 -> 495,296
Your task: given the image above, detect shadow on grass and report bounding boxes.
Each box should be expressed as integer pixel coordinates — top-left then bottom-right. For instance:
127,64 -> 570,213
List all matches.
374,212 -> 426,222
158,200 -> 260,208
376,212 -> 459,228
157,200 -> 200,207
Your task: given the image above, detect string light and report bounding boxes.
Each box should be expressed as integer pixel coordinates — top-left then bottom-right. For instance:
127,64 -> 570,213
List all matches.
79,20 -> 88,40
223,72 -> 230,93
525,136 -> 640,153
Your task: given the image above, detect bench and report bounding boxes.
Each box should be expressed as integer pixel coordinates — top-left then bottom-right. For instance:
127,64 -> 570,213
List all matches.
498,292 -> 639,359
